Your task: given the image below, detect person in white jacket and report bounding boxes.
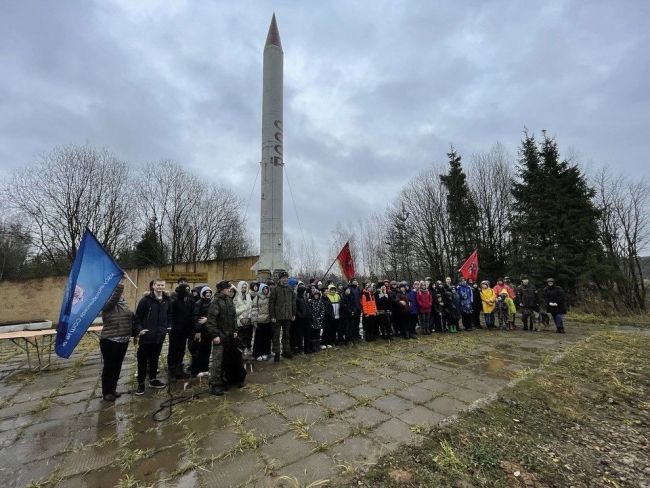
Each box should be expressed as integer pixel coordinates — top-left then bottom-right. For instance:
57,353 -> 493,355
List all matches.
234,281 -> 253,356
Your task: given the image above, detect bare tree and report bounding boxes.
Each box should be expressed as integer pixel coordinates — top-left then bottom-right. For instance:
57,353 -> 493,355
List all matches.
0,216 -> 31,280
594,169 -> 649,310
296,237 -> 324,279
4,144 -> 134,270
469,142 -> 514,277
136,160 -> 252,268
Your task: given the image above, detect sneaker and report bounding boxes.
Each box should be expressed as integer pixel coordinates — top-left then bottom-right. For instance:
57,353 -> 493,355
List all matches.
326,345 -> 333,349
113,391 -> 122,398
256,356 -> 265,362
320,345 -> 327,350
103,393 -> 116,402
149,379 -> 166,389
135,383 -> 145,395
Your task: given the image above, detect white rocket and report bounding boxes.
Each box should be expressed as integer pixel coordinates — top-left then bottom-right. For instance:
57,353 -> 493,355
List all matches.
253,14 -> 285,276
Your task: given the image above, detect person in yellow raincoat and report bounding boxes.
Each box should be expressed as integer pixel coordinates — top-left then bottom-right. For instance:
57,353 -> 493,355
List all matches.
480,280 -> 496,329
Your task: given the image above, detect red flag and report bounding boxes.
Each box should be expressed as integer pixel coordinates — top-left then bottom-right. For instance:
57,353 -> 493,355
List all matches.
336,241 -> 356,280
459,250 -> 479,281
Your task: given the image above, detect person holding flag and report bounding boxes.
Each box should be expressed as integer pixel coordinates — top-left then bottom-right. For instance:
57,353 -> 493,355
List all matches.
56,230 -> 125,359
459,250 -> 479,283
99,281 -> 134,401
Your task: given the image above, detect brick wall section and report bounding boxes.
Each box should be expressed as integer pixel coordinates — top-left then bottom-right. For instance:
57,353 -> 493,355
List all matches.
0,256 -> 259,325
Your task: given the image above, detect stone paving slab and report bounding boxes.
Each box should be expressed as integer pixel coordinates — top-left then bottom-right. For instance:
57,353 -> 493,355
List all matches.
0,325 -> 594,487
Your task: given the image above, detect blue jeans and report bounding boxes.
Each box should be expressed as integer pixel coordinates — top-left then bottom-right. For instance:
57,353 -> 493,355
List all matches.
483,312 -> 495,328
552,313 -> 564,330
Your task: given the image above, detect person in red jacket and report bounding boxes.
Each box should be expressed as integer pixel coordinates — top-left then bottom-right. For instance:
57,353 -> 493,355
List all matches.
416,284 -> 433,334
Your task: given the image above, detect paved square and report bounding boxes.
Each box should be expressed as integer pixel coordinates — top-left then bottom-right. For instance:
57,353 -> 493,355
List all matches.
0,326 -> 591,487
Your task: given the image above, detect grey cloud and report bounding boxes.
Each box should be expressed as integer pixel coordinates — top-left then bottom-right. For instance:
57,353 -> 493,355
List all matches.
1,0 -> 648,264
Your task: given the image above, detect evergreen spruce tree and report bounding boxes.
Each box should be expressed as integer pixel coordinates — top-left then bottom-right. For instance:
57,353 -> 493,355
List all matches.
136,219 -> 166,267
440,147 -> 480,267
511,130 -> 601,293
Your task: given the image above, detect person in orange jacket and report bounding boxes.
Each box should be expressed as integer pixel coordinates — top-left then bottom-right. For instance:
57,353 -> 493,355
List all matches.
361,283 -> 379,341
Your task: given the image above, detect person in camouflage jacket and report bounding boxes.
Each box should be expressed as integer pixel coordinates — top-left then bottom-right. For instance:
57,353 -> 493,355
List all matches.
206,280 -> 238,395
269,271 -> 296,361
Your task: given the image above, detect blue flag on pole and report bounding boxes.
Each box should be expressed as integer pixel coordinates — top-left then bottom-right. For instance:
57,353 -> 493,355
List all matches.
55,229 -> 124,359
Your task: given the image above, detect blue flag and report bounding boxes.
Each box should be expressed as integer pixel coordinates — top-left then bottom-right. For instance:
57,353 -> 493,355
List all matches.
55,229 -> 124,358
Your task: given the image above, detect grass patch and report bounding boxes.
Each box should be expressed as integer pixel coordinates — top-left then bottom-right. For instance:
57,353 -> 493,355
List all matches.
356,330 -> 650,487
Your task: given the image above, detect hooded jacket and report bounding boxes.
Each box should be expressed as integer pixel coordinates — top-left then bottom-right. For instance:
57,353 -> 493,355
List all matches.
134,291 -> 171,344
193,287 -> 213,333
233,280 -> 252,327
251,284 -> 271,324
309,293 -> 326,329
480,286 -> 497,314
296,286 -> 311,322
456,282 -> 474,314
324,285 -> 341,320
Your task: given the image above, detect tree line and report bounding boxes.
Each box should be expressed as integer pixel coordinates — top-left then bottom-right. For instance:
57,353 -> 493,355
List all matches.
311,130 -> 648,311
0,144 -> 253,279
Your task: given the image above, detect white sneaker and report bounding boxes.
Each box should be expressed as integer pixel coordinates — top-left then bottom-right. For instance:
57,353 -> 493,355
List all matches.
326,345 -> 333,349
256,356 -> 265,362
320,345 -> 327,350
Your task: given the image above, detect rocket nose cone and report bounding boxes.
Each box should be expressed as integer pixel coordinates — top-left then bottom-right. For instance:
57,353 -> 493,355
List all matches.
265,14 -> 282,49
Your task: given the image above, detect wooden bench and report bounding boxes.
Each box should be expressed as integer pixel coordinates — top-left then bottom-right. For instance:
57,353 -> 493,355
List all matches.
0,325 -> 103,371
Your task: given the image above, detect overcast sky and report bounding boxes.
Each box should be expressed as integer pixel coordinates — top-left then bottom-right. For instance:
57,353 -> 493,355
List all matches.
1,1 -> 648,263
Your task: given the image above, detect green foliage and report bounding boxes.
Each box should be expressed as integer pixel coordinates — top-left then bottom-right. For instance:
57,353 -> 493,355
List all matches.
510,130 -> 601,292
440,147 -> 480,265
119,219 -> 167,268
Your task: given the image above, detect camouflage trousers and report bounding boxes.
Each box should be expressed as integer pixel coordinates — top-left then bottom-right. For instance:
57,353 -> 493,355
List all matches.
209,343 -> 223,386
272,320 -> 291,355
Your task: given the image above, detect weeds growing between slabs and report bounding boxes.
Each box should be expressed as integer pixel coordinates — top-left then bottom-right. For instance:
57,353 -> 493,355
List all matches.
357,331 -> 650,487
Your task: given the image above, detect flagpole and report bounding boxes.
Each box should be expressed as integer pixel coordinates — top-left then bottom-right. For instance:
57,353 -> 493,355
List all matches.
124,272 -> 138,289
320,256 -> 339,283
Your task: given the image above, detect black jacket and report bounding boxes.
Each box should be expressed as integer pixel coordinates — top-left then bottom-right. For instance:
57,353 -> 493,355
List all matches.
134,292 -> 171,344
517,284 -> 539,309
471,285 -> 482,313
543,285 -> 567,314
171,285 -> 194,335
193,298 -> 212,334
296,288 -> 311,322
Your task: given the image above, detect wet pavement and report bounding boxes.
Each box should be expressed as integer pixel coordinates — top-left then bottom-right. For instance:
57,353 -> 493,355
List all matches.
0,325 -> 596,487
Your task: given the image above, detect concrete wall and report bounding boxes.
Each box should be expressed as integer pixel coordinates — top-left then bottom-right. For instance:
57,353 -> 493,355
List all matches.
0,256 -> 259,325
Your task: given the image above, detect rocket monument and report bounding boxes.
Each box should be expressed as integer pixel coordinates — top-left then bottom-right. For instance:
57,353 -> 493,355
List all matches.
253,14 -> 285,276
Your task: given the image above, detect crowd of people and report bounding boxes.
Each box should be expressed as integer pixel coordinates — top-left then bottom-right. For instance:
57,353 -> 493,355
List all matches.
97,272 -> 567,401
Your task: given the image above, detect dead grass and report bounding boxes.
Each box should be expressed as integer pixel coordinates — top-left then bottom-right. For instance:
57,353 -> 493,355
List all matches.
356,330 -> 650,487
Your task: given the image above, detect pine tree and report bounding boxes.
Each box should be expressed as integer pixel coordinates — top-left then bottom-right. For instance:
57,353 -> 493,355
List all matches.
511,130 -> 601,293
439,147 -> 479,267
